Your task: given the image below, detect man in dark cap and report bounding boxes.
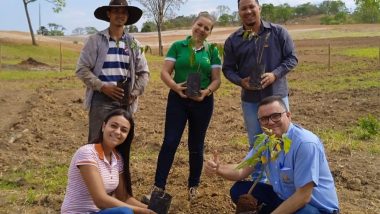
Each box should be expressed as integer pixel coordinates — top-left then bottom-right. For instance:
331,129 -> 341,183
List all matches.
76,0 -> 149,142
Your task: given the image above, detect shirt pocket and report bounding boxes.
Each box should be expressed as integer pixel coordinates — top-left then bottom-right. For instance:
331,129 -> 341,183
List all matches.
280,167 -> 294,185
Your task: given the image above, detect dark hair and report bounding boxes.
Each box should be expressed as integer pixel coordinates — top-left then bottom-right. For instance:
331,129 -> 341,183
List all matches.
238,0 -> 260,6
258,96 -> 288,112
193,11 -> 216,32
90,108 -> 135,196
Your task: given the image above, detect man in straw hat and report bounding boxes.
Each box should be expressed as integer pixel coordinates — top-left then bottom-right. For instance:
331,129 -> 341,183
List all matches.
76,0 -> 149,142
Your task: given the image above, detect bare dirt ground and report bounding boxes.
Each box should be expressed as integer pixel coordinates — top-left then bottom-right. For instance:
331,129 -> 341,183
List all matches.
0,26 -> 379,213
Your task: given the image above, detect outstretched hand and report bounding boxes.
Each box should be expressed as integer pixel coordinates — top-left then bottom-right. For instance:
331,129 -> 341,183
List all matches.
204,150 -> 220,176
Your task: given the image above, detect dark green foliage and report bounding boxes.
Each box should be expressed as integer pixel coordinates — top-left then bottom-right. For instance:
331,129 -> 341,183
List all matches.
354,114 -> 380,140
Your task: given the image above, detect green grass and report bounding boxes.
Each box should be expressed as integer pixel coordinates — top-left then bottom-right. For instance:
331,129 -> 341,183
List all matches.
338,47 -> 380,58
0,70 -> 82,89
0,70 -> 72,80
318,129 -> 380,154
292,28 -> 380,40
1,43 -> 79,65
290,70 -> 380,93
0,164 -> 68,205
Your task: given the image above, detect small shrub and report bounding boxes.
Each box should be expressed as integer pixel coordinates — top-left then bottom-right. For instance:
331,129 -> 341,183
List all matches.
353,114 -> 380,140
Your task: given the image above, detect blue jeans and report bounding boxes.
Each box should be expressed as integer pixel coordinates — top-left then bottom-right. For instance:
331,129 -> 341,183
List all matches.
242,96 -> 289,147
154,90 -> 213,189
95,207 -> 133,214
230,181 -> 327,214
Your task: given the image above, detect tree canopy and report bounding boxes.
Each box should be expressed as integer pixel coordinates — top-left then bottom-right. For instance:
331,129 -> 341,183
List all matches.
134,0 -> 187,56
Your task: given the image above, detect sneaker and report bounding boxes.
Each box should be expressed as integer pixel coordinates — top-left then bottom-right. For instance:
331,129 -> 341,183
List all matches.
188,186 -> 198,202
141,185 -> 164,205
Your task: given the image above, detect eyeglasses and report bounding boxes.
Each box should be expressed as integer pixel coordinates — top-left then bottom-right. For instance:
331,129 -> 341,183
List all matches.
258,112 -> 286,125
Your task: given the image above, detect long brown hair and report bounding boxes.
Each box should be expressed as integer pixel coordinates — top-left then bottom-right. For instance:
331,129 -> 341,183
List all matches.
90,108 -> 135,196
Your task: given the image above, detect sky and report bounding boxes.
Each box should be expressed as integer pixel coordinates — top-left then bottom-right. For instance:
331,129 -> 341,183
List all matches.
0,0 -> 356,35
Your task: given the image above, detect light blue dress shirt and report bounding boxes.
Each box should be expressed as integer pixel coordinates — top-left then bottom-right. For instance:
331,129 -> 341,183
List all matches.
245,123 -> 339,213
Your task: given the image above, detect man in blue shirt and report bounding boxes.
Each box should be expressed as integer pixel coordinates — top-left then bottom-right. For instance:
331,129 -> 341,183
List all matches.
222,0 -> 298,148
205,96 -> 339,214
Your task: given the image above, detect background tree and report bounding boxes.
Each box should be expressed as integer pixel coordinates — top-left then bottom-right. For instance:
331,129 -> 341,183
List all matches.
85,26 -> 98,35
218,14 -> 234,26
294,2 -> 321,17
141,21 -> 157,32
216,5 -> 230,19
274,4 -> 294,24
47,23 -> 65,36
261,3 -> 276,21
72,27 -> 85,35
126,25 -> 139,33
319,0 -> 347,15
163,15 -> 195,29
22,0 -> 65,45
354,0 -> 380,23
231,11 -> 240,24
37,26 -> 49,35
134,0 -> 187,56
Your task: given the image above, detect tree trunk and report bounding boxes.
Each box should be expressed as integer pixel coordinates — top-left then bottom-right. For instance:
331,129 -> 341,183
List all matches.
157,24 -> 163,56
23,0 -> 37,46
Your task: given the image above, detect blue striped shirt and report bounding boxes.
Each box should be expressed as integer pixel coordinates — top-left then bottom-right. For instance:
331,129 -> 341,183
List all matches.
99,36 -> 131,84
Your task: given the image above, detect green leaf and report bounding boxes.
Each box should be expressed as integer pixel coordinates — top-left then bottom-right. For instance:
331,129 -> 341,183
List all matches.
282,135 -> 292,154
253,133 -> 267,149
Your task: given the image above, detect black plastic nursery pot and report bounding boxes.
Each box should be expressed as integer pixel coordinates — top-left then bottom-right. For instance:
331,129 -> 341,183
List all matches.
148,190 -> 172,214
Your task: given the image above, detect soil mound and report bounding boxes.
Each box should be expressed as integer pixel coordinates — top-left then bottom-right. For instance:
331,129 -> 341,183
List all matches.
19,57 -> 48,66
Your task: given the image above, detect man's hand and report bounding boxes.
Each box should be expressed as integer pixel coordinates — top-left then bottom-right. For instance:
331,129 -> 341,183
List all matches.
240,77 -> 254,90
241,72 -> 277,90
260,72 -> 276,89
101,84 -> 124,101
204,150 -> 220,176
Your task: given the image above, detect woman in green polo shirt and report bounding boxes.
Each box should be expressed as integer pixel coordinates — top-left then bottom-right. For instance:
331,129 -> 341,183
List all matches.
145,11 -> 222,202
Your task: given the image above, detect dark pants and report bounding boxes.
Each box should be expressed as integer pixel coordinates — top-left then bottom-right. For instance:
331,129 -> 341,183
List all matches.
230,181 -> 337,214
154,90 -> 214,189
89,92 -> 125,143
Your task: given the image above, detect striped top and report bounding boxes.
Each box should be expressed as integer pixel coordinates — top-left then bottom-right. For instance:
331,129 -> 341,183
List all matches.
61,144 -> 123,214
98,36 -> 131,85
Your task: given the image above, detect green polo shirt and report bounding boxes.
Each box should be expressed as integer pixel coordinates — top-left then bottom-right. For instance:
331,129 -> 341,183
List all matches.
165,36 -> 222,89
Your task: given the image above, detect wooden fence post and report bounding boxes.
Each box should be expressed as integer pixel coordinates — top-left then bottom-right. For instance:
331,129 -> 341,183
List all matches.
328,43 -> 331,72
60,42 -> 62,72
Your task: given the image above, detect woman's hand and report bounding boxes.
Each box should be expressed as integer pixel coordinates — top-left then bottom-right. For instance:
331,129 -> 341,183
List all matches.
173,82 -> 188,98
189,88 -> 208,102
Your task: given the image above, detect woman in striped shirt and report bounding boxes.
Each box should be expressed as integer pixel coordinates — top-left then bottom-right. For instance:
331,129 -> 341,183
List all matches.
61,109 -> 155,214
